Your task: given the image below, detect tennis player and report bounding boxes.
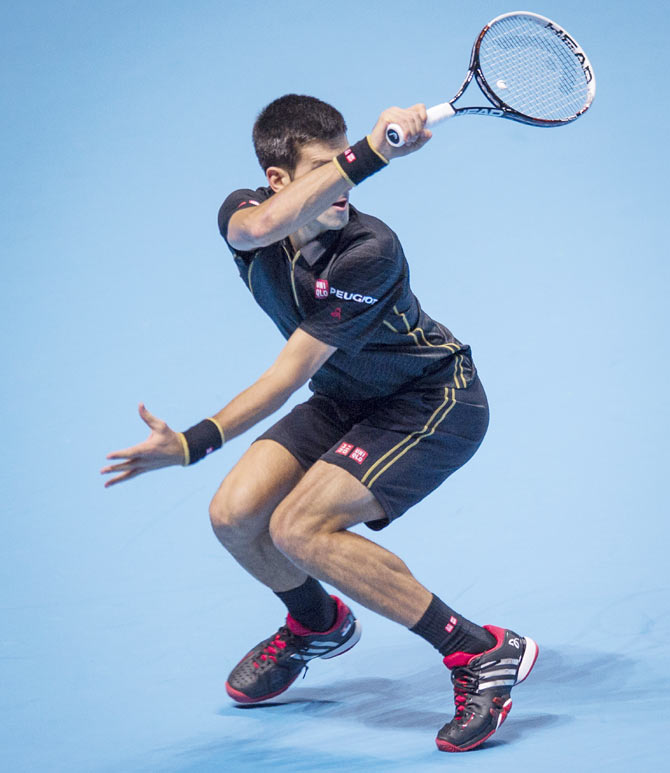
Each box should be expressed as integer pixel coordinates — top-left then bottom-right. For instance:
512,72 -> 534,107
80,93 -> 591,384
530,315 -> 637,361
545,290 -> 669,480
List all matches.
102,94 -> 537,753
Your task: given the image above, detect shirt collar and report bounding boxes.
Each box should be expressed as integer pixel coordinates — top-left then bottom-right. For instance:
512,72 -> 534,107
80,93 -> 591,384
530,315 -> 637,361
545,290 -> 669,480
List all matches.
298,228 -> 340,267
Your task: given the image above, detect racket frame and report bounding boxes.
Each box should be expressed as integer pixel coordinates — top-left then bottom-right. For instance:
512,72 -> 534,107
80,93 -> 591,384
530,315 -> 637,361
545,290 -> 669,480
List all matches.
387,11 -> 596,145
465,11 -> 596,128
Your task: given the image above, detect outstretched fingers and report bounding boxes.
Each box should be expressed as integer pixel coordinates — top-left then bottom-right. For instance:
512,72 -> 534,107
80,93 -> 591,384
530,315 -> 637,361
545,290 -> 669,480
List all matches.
103,468 -> 143,488
100,455 -> 153,486
100,458 -> 139,474
105,443 -> 146,461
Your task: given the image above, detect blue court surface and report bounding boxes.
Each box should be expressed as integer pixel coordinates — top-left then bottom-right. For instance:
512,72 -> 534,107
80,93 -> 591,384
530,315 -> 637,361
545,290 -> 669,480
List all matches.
2,1 -> 668,771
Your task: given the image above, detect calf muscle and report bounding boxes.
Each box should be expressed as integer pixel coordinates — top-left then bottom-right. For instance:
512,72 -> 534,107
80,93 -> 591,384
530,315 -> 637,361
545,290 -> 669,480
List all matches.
270,462 -> 433,627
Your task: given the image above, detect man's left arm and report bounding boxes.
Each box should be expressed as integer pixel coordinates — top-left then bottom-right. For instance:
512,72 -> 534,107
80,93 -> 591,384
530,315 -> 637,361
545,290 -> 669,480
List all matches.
101,330 -> 335,487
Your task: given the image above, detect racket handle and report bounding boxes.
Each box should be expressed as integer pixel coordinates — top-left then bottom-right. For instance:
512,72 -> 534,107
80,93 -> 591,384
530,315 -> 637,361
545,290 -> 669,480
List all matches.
386,102 -> 456,147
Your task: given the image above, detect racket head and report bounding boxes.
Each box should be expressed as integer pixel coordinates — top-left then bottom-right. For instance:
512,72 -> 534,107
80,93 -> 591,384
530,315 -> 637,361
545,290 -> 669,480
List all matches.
472,11 -> 596,126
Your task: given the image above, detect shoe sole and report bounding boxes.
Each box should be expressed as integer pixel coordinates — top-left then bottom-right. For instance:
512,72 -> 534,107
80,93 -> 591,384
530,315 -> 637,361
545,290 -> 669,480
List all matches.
226,620 -> 362,704
225,675 -> 302,704
436,635 -> 539,753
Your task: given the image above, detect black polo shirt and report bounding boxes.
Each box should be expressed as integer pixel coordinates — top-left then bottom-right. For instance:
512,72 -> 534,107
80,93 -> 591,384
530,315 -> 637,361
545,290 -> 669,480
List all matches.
218,186 -> 476,401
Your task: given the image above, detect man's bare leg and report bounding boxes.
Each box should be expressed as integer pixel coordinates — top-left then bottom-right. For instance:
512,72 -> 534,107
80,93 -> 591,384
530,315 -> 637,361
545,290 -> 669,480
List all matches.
269,460 -> 433,627
208,439 -> 308,592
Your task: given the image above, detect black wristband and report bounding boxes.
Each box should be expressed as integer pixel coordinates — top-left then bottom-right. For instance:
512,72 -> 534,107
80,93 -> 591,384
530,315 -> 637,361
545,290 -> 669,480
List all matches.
181,418 -> 224,465
333,136 -> 388,186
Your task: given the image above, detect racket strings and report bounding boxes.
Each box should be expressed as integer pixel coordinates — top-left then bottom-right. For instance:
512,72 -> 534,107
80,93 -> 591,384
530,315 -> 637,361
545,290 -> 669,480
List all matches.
478,15 -> 590,121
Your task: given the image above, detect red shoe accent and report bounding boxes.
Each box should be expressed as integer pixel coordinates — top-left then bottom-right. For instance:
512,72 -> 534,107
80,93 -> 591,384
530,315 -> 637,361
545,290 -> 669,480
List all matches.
442,650 -> 472,668
482,625 -> 508,646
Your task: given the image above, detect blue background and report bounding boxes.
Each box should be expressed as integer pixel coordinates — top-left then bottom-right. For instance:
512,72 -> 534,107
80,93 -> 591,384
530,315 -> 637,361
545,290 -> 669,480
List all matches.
2,1 -> 668,770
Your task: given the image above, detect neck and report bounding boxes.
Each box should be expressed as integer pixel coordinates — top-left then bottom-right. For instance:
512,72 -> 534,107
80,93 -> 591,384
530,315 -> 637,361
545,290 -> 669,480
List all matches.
289,220 -> 328,251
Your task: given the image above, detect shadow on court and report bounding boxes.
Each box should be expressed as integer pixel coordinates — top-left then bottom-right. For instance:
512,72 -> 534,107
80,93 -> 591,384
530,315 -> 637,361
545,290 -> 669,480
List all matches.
147,644 -> 657,772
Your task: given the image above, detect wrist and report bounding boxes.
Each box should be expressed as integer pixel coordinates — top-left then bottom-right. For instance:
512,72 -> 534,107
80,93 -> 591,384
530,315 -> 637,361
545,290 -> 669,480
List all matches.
332,136 -> 388,186
180,417 -> 225,466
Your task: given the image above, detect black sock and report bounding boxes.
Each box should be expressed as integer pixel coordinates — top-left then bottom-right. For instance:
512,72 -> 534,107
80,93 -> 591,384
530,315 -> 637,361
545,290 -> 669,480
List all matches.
410,594 -> 496,657
274,577 -> 337,632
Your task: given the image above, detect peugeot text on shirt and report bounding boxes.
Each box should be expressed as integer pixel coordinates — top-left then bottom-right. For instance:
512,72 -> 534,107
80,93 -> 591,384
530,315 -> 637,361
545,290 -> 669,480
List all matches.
328,287 -> 378,304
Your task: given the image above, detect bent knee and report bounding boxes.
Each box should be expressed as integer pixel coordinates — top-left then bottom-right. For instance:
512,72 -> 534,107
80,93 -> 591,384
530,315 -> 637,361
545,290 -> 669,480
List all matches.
209,482 -> 272,540
269,500 -> 316,560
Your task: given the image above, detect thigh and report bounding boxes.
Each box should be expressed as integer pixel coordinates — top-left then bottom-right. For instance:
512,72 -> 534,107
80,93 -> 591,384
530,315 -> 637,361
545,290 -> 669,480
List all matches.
320,377 -> 490,530
211,439 -> 306,526
255,392 -> 359,471
272,458 -> 387,536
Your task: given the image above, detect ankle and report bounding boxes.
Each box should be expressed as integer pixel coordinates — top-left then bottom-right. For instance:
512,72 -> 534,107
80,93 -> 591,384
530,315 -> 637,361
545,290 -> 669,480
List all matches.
410,594 -> 496,657
275,577 -> 337,633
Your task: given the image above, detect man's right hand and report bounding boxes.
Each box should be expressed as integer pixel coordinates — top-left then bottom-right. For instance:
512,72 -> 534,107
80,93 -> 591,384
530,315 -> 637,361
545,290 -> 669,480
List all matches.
369,104 -> 433,161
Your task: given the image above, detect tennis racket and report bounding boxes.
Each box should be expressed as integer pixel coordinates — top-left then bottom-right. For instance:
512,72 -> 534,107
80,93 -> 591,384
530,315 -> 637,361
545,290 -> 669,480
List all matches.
386,11 -> 596,146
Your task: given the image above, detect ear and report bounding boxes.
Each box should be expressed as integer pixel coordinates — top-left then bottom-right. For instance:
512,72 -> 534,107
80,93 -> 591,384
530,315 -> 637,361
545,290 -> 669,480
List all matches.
266,165 -> 292,192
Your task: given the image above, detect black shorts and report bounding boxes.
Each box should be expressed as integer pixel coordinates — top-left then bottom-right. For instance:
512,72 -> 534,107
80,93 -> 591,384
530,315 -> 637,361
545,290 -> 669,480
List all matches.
256,377 -> 489,531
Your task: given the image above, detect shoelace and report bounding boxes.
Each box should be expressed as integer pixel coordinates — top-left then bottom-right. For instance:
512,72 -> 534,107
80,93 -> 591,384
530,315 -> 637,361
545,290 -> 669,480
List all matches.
253,626 -> 308,667
451,667 -> 479,721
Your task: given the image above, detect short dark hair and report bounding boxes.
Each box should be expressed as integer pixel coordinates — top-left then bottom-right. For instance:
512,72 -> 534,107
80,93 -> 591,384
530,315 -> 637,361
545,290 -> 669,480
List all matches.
252,94 -> 347,173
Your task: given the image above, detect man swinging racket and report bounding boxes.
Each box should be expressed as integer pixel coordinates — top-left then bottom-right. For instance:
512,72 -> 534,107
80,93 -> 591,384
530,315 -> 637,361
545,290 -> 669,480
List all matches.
101,94 -> 538,753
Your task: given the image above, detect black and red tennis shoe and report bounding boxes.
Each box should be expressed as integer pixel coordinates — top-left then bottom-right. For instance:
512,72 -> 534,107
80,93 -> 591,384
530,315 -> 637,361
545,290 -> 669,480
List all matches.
436,625 -> 539,752
225,595 -> 361,704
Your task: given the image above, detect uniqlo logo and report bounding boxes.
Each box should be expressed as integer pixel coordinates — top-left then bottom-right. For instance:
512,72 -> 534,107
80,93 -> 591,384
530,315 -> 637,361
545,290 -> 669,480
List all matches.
335,442 -> 354,456
350,447 -> 368,464
315,279 -> 329,299
344,148 -> 356,163
445,615 -> 458,634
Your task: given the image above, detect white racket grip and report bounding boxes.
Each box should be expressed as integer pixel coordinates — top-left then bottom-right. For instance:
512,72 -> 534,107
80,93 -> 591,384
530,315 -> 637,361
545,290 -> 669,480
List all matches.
426,102 -> 456,127
386,102 -> 456,147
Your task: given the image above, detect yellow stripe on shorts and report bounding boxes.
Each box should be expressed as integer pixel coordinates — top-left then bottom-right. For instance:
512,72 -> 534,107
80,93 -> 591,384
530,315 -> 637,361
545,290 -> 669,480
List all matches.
361,387 -> 457,488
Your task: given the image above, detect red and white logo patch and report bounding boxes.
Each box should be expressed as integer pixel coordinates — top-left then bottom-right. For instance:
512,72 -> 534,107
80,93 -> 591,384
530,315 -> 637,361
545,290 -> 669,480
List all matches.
344,148 -> 356,163
315,279 -> 329,299
350,447 -> 368,464
445,615 -> 458,634
335,442 -> 354,456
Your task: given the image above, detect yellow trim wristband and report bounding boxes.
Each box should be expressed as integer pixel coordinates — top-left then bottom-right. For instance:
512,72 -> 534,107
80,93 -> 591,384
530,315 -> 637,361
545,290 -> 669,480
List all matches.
181,418 -> 225,465
333,136 -> 388,186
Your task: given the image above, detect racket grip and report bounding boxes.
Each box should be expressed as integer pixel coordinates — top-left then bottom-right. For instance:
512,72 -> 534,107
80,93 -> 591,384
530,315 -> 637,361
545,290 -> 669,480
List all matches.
426,102 -> 456,127
386,102 -> 456,147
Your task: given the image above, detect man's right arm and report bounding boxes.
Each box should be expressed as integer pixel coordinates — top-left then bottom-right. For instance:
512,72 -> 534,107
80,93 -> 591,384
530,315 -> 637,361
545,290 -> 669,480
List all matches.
226,162 -> 353,251
227,104 -> 432,252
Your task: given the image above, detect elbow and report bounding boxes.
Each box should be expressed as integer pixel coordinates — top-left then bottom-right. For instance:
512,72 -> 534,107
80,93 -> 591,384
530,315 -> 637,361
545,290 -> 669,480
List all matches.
262,367 -> 304,404
229,211 -> 277,251
247,213 -> 277,247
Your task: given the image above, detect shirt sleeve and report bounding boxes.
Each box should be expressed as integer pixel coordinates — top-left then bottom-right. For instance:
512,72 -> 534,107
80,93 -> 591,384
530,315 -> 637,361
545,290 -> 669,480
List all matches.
299,241 -> 403,356
217,188 -> 267,260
